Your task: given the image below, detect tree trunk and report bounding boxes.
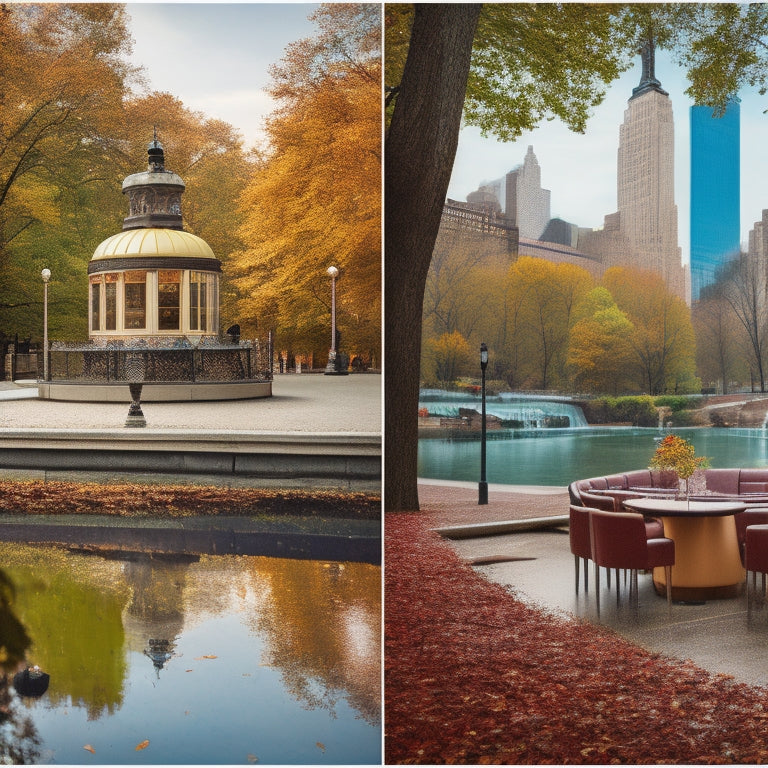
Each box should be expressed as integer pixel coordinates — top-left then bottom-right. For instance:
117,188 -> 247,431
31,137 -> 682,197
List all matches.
384,5 -> 481,513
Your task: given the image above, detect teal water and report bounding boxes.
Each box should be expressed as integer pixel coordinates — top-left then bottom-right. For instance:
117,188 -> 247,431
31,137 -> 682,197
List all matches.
1,545 -> 381,765
418,427 -> 768,486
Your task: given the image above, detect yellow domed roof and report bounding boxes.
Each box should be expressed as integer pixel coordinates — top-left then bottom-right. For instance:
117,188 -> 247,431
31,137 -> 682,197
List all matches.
92,228 -> 215,261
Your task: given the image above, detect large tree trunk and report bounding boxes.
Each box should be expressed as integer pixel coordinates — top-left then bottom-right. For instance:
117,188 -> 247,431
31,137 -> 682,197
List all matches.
384,5 -> 481,512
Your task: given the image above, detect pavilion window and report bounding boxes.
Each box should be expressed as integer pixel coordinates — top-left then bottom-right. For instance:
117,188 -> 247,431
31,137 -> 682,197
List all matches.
105,273 -> 118,331
158,270 -> 180,331
124,271 -> 147,329
90,276 -> 101,331
189,271 -> 209,332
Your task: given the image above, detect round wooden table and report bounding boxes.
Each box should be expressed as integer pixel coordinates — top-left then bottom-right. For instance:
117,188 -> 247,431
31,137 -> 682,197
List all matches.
623,498 -> 747,600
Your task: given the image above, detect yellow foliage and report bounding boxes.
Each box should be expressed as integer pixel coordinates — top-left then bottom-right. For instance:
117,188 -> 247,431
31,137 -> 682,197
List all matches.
229,7 -> 381,360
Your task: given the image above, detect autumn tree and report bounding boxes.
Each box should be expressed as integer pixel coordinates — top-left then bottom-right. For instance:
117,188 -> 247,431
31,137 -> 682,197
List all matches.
422,330 -> 473,386
503,257 -> 592,390
715,253 -> 768,392
603,267 -> 698,394
423,224 -> 511,346
0,3 -> 137,340
693,285 -> 745,394
230,4 -> 381,365
385,3 -> 768,511
568,286 -> 635,394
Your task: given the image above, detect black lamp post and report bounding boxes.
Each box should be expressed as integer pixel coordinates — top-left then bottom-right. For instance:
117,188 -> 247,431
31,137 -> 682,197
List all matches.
41,268 -> 51,382
479,342 -> 488,505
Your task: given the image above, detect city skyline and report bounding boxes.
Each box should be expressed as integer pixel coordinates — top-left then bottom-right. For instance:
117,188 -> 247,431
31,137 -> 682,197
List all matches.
448,47 -> 768,265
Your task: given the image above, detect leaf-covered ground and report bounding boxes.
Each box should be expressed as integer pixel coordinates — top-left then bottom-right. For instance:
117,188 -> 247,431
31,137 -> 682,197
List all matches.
385,513 -> 768,764
0,480 -> 379,519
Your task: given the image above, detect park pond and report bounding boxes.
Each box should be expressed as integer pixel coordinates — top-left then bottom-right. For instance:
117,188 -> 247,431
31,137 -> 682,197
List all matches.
419,426 -> 768,487
418,390 -> 768,485
1,544 -> 381,765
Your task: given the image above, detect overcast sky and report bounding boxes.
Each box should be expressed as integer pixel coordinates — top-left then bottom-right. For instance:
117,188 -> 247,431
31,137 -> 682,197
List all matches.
448,48 -> 768,264
126,3 -> 319,151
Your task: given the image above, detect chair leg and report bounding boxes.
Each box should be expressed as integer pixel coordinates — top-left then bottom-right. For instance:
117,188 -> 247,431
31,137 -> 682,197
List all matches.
665,565 -> 672,607
632,569 -> 639,610
583,558 -> 589,593
607,568 -> 611,590
615,568 -> 621,607
748,569 -> 753,622
594,561 -> 601,617
574,555 -> 580,595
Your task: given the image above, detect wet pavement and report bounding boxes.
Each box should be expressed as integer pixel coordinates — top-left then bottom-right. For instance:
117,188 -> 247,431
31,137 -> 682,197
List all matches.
421,479 -> 768,689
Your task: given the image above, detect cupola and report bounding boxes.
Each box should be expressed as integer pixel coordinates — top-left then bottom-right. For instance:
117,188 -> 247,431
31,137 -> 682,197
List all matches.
88,134 -> 221,339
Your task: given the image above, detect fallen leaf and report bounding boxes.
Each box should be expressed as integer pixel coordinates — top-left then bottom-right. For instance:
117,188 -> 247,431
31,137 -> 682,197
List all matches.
195,655 -> 218,660
316,742 -> 325,752
83,745 -> 95,754
247,754 -> 259,763
135,740 -> 150,751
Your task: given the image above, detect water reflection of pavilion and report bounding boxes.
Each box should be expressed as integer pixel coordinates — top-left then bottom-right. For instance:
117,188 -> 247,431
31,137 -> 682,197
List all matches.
121,554 -> 199,673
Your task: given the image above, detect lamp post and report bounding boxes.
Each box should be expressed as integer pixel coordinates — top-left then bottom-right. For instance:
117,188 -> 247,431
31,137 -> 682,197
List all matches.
41,269 -> 51,382
324,265 -> 340,375
479,342 -> 488,505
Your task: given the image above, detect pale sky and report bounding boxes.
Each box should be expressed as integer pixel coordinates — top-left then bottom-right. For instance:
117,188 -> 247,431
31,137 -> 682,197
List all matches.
126,3 -> 320,152
448,48 -> 768,265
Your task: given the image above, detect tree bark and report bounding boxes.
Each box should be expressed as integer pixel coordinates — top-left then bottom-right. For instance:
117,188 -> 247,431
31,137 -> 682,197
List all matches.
384,5 -> 481,512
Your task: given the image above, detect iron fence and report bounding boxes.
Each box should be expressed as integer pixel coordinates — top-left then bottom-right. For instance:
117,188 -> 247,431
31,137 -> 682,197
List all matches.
43,340 -> 273,383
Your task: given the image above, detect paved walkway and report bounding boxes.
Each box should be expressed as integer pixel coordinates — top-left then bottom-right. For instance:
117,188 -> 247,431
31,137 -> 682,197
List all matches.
418,478 -> 568,527
0,374 -> 381,433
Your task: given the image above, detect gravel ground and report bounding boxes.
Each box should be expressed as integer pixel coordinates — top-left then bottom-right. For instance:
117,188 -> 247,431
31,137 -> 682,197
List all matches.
0,374 -> 382,433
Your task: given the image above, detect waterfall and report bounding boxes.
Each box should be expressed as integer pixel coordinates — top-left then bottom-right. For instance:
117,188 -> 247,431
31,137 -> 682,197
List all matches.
419,390 -> 588,428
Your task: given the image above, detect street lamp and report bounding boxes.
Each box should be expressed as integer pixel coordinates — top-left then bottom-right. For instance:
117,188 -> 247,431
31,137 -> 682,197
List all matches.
479,342 -> 489,505
324,265 -> 340,375
41,268 -> 51,382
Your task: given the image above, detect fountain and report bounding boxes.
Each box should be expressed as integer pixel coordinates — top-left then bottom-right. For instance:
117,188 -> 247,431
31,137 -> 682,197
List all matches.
419,390 -> 588,429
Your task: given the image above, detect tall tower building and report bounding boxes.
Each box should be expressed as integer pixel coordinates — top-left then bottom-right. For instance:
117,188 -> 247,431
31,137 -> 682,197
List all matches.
690,102 -> 740,300
615,38 -> 685,300
470,146 -> 551,239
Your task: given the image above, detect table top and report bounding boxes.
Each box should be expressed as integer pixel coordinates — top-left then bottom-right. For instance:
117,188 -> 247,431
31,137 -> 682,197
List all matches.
623,497 -> 747,518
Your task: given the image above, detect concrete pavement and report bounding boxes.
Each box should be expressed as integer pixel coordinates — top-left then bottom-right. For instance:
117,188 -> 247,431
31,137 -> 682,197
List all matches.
0,373 -> 381,432
0,374 -> 381,490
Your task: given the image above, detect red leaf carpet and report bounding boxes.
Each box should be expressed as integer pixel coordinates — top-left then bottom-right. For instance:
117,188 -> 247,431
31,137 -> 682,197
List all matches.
385,513 -> 768,764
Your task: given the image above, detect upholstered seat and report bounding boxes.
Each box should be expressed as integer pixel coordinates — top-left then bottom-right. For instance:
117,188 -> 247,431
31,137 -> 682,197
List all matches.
745,523 -> 768,620
589,509 -> 675,615
569,505 -> 591,595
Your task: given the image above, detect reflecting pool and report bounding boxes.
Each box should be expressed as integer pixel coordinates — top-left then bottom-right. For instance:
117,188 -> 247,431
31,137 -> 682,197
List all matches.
1,544 -> 380,765
418,427 -> 768,486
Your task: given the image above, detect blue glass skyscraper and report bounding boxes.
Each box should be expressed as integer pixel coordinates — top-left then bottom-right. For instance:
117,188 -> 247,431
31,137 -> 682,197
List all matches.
690,102 -> 740,300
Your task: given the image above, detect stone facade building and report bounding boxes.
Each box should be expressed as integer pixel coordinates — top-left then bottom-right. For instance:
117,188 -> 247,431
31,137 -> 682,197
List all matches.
468,146 -> 551,240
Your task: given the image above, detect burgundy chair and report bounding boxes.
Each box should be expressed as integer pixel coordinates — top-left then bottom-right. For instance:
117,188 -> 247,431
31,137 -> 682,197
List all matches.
745,524 -> 768,620
569,505 -> 591,595
735,509 -> 768,567
589,509 -> 675,615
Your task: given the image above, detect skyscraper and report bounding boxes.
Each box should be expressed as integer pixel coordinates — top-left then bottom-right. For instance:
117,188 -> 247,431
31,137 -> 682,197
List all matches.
690,102 -> 740,300
469,146 -> 551,239
615,37 -> 685,300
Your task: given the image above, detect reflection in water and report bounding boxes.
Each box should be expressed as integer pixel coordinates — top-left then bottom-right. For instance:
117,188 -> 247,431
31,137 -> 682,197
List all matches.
254,559 -> 381,725
0,543 -> 381,764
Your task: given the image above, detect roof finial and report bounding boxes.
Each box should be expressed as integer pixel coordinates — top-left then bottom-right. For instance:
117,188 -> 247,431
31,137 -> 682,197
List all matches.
147,127 -> 165,172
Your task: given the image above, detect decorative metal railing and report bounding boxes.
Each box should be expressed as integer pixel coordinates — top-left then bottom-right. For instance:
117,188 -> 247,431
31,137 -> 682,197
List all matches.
43,339 -> 273,383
